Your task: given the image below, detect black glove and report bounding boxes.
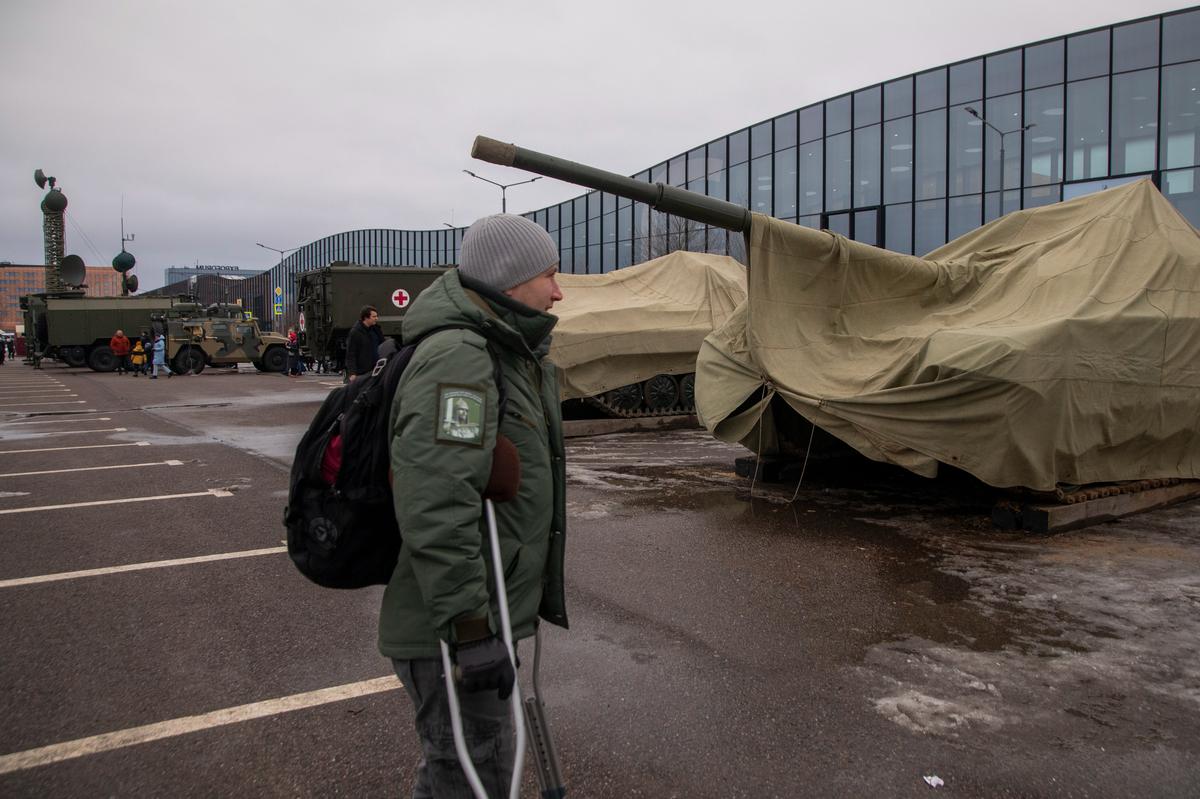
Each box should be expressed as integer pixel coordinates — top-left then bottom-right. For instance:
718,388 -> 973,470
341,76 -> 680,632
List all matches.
454,636 -> 515,700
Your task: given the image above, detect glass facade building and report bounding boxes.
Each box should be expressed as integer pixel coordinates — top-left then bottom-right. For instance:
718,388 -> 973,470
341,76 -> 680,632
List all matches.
246,7 -> 1200,329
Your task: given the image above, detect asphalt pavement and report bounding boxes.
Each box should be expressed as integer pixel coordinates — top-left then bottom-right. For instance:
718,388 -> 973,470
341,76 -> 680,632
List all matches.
0,360 -> 1197,798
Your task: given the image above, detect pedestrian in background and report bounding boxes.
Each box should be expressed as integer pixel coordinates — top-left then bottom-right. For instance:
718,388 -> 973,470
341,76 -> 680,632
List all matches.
130,340 -> 147,376
344,305 -> 382,382
109,329 -> 131,374
150,333 -> 173,379
286,327 -> 301,378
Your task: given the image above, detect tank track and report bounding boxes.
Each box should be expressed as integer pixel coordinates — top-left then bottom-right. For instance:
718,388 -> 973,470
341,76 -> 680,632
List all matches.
1053,477 -> 1185,504
581,373 -> 697,419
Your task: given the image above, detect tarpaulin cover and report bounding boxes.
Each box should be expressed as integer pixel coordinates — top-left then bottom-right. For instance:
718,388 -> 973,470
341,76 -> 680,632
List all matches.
696,180 -> 1200,490
550,250 -> 746,400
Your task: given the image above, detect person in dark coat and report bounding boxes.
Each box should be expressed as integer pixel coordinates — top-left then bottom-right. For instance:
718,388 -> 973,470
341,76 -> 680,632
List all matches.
343,305 -> 382,382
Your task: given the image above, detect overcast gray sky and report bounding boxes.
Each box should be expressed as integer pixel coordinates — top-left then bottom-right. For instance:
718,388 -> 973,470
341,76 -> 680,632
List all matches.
1,0 -> 1188,289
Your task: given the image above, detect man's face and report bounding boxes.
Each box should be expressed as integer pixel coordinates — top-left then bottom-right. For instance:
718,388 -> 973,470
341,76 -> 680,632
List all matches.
363,311 -> 379,327
504,265 -> 563,312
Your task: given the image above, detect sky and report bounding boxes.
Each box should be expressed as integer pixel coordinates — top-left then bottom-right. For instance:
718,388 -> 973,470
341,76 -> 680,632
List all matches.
0,0 -> 1189,290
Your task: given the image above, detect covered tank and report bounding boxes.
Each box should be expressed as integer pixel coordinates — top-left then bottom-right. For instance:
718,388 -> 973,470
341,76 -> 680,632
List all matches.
470,136 -> 1200,491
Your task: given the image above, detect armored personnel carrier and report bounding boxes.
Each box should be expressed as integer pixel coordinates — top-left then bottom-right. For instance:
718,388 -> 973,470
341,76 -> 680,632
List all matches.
151,303 -> 290,374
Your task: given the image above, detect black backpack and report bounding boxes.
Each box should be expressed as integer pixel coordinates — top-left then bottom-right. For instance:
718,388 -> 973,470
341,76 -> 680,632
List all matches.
284,329 -> 503,589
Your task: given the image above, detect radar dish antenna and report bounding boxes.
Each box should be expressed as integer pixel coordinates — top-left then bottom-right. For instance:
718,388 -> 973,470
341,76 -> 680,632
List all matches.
60,254 -> 86,286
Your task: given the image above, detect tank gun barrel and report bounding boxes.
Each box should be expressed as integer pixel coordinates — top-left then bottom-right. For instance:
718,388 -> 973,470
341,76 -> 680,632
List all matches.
471,135 -> 752,233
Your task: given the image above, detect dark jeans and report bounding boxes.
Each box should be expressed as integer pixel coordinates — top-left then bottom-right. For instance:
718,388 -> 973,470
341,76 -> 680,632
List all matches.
392,657 -> 514,799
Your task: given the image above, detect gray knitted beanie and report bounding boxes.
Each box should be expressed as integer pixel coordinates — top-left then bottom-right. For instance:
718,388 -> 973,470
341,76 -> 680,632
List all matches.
458,214 -> 559,291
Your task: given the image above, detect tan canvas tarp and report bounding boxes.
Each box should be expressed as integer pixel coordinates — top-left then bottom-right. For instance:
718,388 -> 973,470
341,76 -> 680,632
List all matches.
696,180 -> 1200,490
551,251 -> 746,400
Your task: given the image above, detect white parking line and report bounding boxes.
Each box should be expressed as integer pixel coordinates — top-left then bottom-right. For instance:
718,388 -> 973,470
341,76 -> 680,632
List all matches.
0,545 -> 287,588
0,417 -> 112,426
0,400 -> 85,408
0,441 -> 150,455
0,676 -> 400,775
0,390 -> 74,395
16,427 -> 128,438
0,459 -> 183,478
0,488 -> 233,515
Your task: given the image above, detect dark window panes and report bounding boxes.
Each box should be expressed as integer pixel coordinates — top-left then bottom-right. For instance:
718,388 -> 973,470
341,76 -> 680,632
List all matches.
602,242 -> 616,272
986,50 -> 1022,97
707,227 -> 727,256
825,212 -> 850,237
775,147 -> 797,217
984,94 -> 1023,192
775,112 -> 797,150
603,192 -> 616,215
574,220 -> 586,248
559,220 -> 572,249
1025,85 -> 1064,187
950,103 -> 983,196
797,214 -> 821,229
1164,10 -> 1200,64
535,209 -> 547,229
668,155 -> 686,186
559,202 -> 572,229
1025,40 -> 1064,89
1163,167 -> 1200,226
586,245 -> 598,273
618,241 -> 633,268
602,211 -> 616,243
586,192 -> 600,219
1113,69 -> 1159,174
707,169 -> 726,200
799,141 -> 823,215
687,147 -> 706,181
574,196 -> 587,224
729,162 -> 749,208
651,163 -> 667,183
688,177 -> 704,196
1068,30 -> 1110,81
854,86 -> 881,127
1067,77 -> 1109,180
634,170 -> 650,182
633,203 -> 649,238
916,68 -> 947,112
915,109 -> 947,200
884,77 -> 913,120
617,205 -> 632,241
1114,19 -> 1159,73
751,154 -> 772,214
884,118 -> 914,205
853,209 -> 878,246
751,121 -> 772,159
707,140 -> 727,175
1162,61 -> 1200,170
587,216 -> 600,246
1023,184 -> 1061,209
729,130 -> 749,165
854,124 -> 881,207
799,105 -> 823,143
885,203 -> 913,253
915,199 -> 946,255
825,132 -> 851,211
827,95 -> 852,134
948,195 -> 982,239
950,60 -> 982,105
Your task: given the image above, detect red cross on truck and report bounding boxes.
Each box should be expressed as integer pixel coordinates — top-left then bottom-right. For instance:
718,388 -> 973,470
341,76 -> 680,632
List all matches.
391,288 -> 410,308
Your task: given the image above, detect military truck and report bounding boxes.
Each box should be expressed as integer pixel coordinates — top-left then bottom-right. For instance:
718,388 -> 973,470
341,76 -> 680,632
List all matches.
21,293 -> 182,369
150,303 -> 290,374
296,263 -> 445,373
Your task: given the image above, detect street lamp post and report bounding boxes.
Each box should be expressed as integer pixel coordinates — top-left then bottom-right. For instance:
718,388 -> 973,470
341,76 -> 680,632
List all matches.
462,170 -> 542,213
965,107 -> 1035,213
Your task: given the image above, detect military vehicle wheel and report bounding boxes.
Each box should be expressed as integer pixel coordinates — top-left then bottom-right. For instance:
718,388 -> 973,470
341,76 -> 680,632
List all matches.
173,347 -> 206,375
643,374 -> 680,411
604,383 -> 643,412
61,346 -> 87,368
680,373 -> 696,408
251,359 -> 265,371
261,345 -> 288,373
87,346 -> 117,372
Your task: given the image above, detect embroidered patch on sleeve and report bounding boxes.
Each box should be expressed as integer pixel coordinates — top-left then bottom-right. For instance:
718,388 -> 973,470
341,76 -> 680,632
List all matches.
436,385 -> 486,446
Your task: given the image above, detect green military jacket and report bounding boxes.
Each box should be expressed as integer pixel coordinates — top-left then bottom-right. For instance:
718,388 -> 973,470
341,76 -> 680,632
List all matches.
379,269 -> 568,660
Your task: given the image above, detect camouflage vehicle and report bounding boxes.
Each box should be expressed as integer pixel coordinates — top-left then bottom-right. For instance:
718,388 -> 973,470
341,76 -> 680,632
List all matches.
150,303 -> 290,374
21,293 -> 182,370
296,263 -> 445,372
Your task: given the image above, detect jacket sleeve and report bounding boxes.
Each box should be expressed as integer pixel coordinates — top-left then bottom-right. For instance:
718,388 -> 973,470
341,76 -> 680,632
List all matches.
389,331 -> 498,641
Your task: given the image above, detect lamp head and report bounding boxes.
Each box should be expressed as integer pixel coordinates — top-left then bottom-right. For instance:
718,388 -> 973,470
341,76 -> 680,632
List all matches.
965,106 -> 980,119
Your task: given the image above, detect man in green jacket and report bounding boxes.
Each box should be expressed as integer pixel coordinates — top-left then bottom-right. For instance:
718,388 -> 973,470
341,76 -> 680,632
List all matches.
383,213 -> 568,797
